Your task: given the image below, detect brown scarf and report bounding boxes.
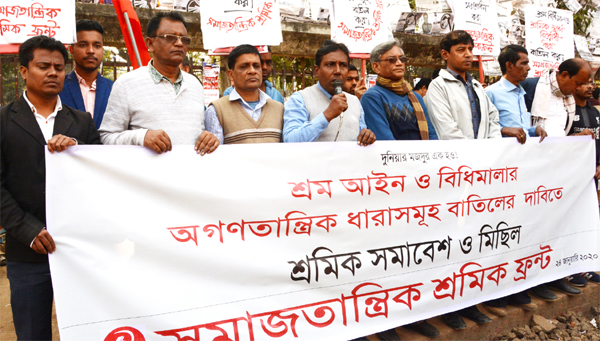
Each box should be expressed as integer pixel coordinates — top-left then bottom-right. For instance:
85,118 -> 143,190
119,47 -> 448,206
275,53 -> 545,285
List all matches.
376,76 -> 429,140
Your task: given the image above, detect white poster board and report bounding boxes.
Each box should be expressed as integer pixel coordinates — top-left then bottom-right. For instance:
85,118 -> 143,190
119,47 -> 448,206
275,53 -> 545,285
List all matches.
199,0 -> 283,50
331,0 -> 393,54
453,0 -> 500,55
0,0 -> 76,44
47,139 -> 600,341
525,6 -> 574,77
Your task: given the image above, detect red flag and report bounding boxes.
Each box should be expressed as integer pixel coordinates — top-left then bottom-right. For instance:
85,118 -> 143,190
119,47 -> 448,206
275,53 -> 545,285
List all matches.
113,0 -> 151,69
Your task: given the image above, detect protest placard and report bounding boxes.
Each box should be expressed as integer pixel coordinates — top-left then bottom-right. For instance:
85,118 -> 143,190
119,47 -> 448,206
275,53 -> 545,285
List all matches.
199,0 -> 283,50
525,6 -> 574,77
453,0 -> 500,55
331,0 -> 393,53
0,0 -> 76,45
47,139 -> 600,341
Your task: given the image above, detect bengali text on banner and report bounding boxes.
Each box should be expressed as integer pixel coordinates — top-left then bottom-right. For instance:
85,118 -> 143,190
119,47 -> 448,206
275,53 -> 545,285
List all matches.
46,138 -> 600,341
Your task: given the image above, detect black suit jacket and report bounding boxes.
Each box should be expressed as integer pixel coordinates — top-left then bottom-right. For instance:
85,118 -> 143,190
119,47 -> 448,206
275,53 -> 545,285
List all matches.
1,96 -> 101,262
520,77 -> 540,113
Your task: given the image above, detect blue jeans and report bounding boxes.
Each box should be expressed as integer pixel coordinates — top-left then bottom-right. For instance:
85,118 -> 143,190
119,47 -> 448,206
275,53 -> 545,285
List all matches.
6,261 -> 53,341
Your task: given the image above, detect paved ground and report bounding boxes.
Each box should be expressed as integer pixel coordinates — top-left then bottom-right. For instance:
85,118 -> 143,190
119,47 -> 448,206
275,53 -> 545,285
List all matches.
1,263 -> 598,341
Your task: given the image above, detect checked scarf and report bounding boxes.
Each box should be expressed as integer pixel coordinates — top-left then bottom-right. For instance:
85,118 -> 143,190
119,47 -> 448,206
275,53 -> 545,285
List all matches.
376,76 -> 429,140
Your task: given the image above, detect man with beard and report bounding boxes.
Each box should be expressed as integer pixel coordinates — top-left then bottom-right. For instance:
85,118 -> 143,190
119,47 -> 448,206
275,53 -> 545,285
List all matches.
343,64 -> 367,100
59,19 -> 113,129
100,11 -> 218,155
283,40 -> 375,145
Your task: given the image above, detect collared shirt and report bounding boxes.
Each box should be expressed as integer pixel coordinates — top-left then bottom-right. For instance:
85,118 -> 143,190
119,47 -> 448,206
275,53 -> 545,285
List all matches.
204,88 -> 269,144
74,70 -> 97,117
223,80 -> 285,104
486,77 -> 536,137
283,83 -> 367,142
446,68 -> 481,138
23,90 -> 62,141
148,60 -> 183,95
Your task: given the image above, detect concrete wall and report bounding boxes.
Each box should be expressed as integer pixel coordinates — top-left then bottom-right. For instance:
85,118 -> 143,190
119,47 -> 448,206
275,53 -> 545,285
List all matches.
76,3 -> 447,67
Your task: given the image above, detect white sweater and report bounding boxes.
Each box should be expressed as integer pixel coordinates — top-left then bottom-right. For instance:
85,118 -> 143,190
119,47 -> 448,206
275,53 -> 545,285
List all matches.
99,66 -> 205,145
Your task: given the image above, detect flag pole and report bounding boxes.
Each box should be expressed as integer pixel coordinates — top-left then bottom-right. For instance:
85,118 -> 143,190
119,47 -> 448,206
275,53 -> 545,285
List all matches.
123,11 -> 142,67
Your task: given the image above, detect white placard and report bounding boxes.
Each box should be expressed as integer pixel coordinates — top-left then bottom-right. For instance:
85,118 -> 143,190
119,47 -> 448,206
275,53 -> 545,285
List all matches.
428,12 -> 453,34
386,0 -> 412,32
47,139 -> 600,341
483,57 -> 502,76
415,0 -> 452,12
331,0 -> 393,53
574,35 -> 594,61
0,0 -> 76,45
525,6 -> 574,77
563,0 -> 582,13
453,0 -> 500,56
200,0 -> 283,50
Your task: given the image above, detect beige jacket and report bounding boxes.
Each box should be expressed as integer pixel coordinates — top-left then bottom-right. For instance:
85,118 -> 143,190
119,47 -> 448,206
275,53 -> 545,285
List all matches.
424,69 -> 501,140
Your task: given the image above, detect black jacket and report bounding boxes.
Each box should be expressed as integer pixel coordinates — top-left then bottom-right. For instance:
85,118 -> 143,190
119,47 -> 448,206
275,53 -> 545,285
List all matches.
1,96 -> 101,262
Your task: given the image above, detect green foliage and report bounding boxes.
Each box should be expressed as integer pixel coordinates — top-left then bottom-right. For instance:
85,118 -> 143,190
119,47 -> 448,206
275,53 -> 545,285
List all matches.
1,56 -> 25,106
555,0 -> 596,37
408,0 -> 416,11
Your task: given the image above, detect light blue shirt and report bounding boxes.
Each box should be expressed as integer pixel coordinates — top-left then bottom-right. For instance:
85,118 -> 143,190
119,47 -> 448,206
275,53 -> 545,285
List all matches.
283,83 -> 367,142
223,80 -> 284,104
486,77 -> 536,137
204,88 -> 269,144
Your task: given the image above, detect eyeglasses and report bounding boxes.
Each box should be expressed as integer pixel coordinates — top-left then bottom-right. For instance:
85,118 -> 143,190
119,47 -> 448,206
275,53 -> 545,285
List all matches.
379,56 -> 408,64
152,34 -> 191,46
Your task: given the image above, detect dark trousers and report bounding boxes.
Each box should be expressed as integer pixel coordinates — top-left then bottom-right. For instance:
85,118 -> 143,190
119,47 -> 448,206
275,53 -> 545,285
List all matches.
485,290 -> 531,307
7,261 -> 53,341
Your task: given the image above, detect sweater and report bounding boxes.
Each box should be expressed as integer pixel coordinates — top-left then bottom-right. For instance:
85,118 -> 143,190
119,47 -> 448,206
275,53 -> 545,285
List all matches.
360,84 -> 438,140
99,66 -> 205,145
211,96 -> 283,144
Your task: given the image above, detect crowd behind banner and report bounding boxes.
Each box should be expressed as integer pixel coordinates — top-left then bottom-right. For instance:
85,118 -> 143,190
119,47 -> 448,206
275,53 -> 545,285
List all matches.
1,3 -> 600,341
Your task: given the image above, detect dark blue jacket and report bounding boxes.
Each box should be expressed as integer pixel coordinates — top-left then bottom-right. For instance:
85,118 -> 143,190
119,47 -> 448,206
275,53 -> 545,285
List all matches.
520,77 -> 540,113
59,71 -> 114,129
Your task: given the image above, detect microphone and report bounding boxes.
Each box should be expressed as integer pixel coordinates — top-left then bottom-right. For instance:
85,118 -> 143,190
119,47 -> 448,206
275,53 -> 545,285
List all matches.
333,79 -> 343,95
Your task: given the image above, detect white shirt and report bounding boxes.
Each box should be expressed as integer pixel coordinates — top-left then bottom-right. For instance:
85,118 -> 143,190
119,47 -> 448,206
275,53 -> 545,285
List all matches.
23,90 -> 62,142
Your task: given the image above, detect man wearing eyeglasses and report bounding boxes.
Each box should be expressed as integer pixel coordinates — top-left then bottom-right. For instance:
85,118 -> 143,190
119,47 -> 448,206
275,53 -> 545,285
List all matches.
99,11 -> 218,155
360,39 -> 437,142
283,40 -> 376,145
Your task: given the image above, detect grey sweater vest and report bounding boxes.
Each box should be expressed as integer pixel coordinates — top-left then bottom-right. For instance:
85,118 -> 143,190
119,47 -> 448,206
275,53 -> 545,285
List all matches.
299,84 -> 362,142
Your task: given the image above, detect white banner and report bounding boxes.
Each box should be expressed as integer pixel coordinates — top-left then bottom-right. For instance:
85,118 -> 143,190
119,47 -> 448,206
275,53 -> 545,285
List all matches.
331,0 -> 393,53
199,0 -> 283,50
452,0 -> 500,55
0,0 -> 76,45
47,139 -> 600,341
525,6 -> 574,77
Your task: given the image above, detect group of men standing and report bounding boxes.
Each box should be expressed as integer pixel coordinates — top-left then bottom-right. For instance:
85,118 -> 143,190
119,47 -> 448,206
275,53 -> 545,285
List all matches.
1,9 -> 598,340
